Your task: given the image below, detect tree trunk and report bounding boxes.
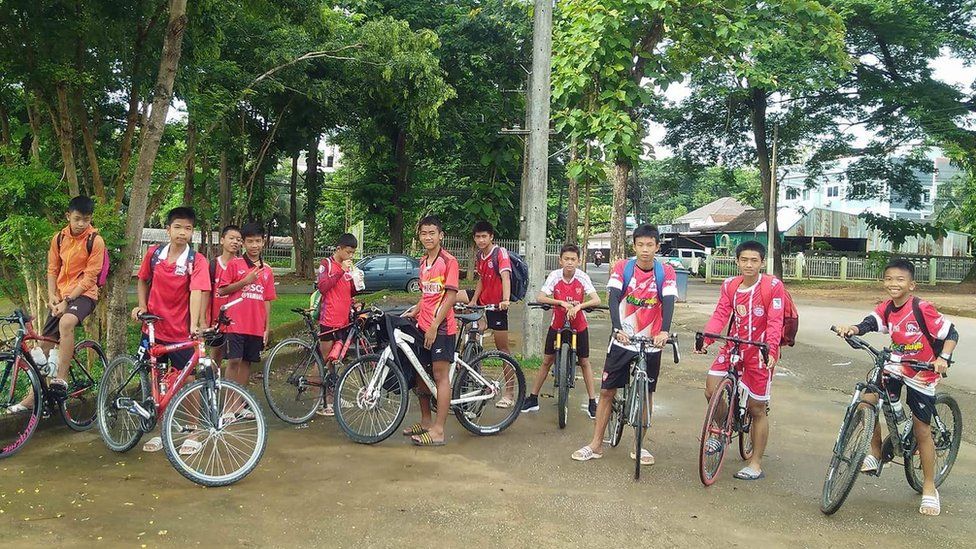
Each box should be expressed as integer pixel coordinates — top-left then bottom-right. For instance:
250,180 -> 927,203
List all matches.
105,0 -> 189,358
0,101 -> 11,151
183,119 -> 196,206
582,177 -> 592,271
610,159 -> 630,262
25,95 -> 41,163
300,136 -> 320,278
289,153 -> 302,274
388,128 -> 409,253
114,72 -> 142,208
565,142 -> 579,245
53,83 -> 81,196
73,89 -> 106,202
219,151 -> 231,228
748,87 -> 783,278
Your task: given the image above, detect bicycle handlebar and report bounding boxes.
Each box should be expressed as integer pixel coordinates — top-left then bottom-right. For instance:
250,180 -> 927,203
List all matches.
626,333 -> 681,364
829,326 -> 943,375
695,332 -> 769,366
527,302 -> 609,313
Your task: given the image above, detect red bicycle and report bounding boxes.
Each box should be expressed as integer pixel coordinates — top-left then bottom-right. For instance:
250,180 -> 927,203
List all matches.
95,298 -> 267,486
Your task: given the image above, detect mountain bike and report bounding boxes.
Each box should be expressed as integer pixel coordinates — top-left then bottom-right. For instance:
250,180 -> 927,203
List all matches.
0,310 -> 106,458
334,311 -> 526,444
95,298 -> 267,486
694,331 -> 768,486
820,327 -> 962,515
454,304 -> 500,365
603,334 -> 680,480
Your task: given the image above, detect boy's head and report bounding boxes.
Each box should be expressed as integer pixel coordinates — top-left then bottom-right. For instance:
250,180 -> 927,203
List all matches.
559,244 -> 581,275
883,258 -> 916,298
472,221 -> 495,251
417,216 -> 445,252
632,224 -> 661,263
220,225 -> 242,255
735,241 -> 766,278
66,195 -> 95,235
165,206 -> 196,246
334,233 -> 358,263
240,222 -> 265,258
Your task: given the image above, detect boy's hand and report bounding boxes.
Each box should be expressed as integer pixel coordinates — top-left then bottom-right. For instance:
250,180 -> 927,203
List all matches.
243,267 -> 261,284
835,325 -> 858,337
47,294 -> 60,311
934,357 -> 949,374
499,300 -> 510,311
263,329 -> 270,348
131,306 -> 146,322
614,330 -> 631,345
560,301 -> 573,311
341,259 -> 354,272
653,331 -> 669,348
424,325 -> 438,349
567,304 -> 581,320
52,300 -> 68,317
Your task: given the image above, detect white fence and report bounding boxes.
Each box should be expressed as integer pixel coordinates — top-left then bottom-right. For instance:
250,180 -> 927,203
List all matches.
706,253 -> 975,284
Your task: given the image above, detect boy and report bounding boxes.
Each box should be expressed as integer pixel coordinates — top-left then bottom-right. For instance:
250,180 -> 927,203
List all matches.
132,206 -> 211,453
315,233 -> 360,416
834,258 -> 957,516
572,225 -> 677,464
696,241 -> 785,481
208,224 -> 242,366
217,222 -> 277,415
402,216 -> 459,446
522,244 -> 601,418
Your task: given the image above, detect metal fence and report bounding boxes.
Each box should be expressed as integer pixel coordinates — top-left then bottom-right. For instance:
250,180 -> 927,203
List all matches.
707,253 -> 974,284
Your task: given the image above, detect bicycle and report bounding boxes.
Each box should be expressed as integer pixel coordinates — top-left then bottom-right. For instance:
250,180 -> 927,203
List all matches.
454,304 -> 499,365
819,327 -> 962,515
527,302 -> 607,428
0,310 -> 106,458
95,298 -> 267,486
603,334 -> 680,480
262,306 -> 373,424
694,331 -> 768,486
334,310 -> 526,444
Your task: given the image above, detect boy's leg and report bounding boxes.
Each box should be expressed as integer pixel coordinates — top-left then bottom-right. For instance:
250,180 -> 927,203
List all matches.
582,345 -> 632,454
54,297 -> 96,380
487,311 -> 515,400
578,358 -> 595,400
746,398 -> 769,472
426,359 -> 452,443
904,386 -> 938,500
318,338 -> 336,410
531,354 -> 555,395
586,387 -> 616,453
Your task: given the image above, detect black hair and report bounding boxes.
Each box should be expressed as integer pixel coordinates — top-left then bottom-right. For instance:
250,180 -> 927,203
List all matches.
220,224 -> 241,238
417,216 -> 444,233
240,222 -> 264,239
67,195 -> 95,216
884,258 -> 915,280
560,243 -> 581,258
735,240 -> 767,260
166,206 -> 196,226
472,221 -> 495,236
632,224 -> 660,244
336,233 -> 358,249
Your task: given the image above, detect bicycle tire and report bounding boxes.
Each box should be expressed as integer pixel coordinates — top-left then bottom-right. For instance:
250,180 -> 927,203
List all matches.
904,393 -> 962,493
162,379 -> 267,486
95,355 -> 150,453
699,377 -> 735,486
60,339 -> 106,431
609,394 -> 626,447
453,351 -> 526,436
738,410 -> 754,461
0,356 -> 43,459
821,404 -> 876,515
263,338 -> 325,424
633,377 -> 646,481
461,341 -> 483,366
557,344 -> 571,429
334,353 -> 409,444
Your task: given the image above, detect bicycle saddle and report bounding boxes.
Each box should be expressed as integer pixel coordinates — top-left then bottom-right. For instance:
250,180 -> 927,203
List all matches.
457,312 -> 483,323
138,313 -> 163,322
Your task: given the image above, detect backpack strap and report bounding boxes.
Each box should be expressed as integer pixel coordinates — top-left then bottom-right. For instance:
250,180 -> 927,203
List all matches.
910,297 -> 942,355
622,258 -> 637,293
210,256 -> 219,288
86,233 -> 96,255
881,300 -> 896,332
653,259 -> 664,303
725,275 -> 745,336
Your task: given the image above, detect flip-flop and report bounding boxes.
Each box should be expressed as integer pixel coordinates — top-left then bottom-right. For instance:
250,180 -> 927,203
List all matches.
919,491 -> 940,516
860,454 -> 881,474
704,438 -> 724,456
411,432 -> 445,447
315,406 -> 330,417
630,448 -> 655,466
142,436 -> 163,452
179,439 -> 203,456
322,405 -> 335,417
3,404 -> 31,415
734,466 -> 765,480
571,446 -> 603,461
495,397 -> 515,409
402,423 -> 428,436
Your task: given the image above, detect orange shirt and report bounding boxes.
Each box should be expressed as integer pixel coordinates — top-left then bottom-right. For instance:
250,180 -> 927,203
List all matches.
47,225 -> 105,302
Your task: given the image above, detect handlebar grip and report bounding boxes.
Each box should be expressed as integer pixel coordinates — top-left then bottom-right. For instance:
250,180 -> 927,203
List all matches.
830,325 -> 840,334
761,347 -> 769,366
671,338 -> 680,364
694,332 -> 705,354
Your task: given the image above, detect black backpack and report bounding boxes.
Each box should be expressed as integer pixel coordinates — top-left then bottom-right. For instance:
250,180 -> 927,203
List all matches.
492,247 -> 529,302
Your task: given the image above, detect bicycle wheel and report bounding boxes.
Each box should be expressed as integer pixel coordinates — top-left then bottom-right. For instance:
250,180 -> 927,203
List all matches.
96,355 -> 150,453
605,393 -> 626,448
821,404 -> 876,515
557,345 -> 571,429
738,410 -> 754,461
453,351 -> 525,436
633,377 -> 647,481
334,353 -> 408,444
699,377 -> 735,486
162,378 -> 267,486
263,338 -> 325,424
904,393 -> 962,493
461,340 -> 483,365
0,356 -> 43,459
60,340 -> 105,431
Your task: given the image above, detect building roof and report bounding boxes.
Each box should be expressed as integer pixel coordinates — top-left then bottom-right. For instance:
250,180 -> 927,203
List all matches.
674,197 -> 750,226
720,208 -> 805,233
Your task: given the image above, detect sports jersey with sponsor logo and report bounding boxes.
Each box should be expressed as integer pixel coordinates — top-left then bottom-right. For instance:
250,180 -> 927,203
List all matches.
137,244 -> 211,343
607,259 -> 678,352
872,298 -> 951,394
317,257 -> 356,328
476,246 -> 512,306
541,268 -> 596,331
218,256 -> 277,337
209,256 -> 231,325
703,275 -> 786,367
418,249 -> 460,336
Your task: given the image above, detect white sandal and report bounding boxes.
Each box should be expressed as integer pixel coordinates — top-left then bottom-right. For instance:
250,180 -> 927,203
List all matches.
920,491 -> 940,516
495,396 -> 515,409
630,448 -> 655,466
3,404 -> 30,415
179,439 -> 203,456
571,446 -> 603,461
860,454 -> 880,474
142,436 -> 163,452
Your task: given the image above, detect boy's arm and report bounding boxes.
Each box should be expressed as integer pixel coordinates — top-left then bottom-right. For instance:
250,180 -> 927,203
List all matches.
264,301 -> 272,346
189,290 -> 204,333
702,280 -> 734,346
537,273 -> 566,308
469,278 -> 483,306
581,291 -> 602,309
219,267 -> 258,296
500,271 -> 511,309
317,261 -> 343,294
67,236 -> 106,300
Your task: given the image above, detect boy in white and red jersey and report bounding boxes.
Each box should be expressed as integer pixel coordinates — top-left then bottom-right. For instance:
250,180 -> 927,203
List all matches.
315,233 -> 360,416
835,258 -> 957,516
696,240 -> 785,481
208,225 -> 241,367
572,225 -> 677,465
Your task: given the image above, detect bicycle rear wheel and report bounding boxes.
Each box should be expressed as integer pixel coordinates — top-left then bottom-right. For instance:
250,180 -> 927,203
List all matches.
904,393 -> 962,493
96,355 -> 150,453
738,410 -> 754,461
334,353 -> 408,444
699,377 -> 735,486
453,351 -> 525,436
263,338 -> 325,424
0,356 -> 43,459
821,404 -> 876,515
557,345 -> 571,429
604,393 -> 626,448
60,340 -> 105,431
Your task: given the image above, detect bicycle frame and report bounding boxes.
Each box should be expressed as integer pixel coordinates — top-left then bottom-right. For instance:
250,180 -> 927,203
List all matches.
2,312 -> 80,404
622,336 -> 680,427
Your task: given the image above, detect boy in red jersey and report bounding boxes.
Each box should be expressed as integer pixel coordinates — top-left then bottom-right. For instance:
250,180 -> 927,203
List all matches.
315,233 -> 359,416
208,225 -> 241,367
835,258 -> 957,516
402,216 -> 459,446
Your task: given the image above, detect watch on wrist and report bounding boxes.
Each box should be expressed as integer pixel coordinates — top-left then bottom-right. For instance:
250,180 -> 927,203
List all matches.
939,352 -> 952,362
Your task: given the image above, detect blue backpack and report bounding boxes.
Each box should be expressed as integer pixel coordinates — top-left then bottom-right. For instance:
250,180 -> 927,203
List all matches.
621,257 -> 665,302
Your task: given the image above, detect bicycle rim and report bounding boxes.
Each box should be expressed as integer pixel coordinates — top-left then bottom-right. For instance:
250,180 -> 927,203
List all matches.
334,354 -> 408,444
633,378 -> 646,481
905,393 -> 962,492
610,395 -> 626,447
821,405 -> 875,515
61,340 -> 106,431
557,346 -> 570,429
0,358 -> 43,458
699,378 -> 734,486
454,351 -> 525,436
263,338 -> 324,424
96,356 -> 149,453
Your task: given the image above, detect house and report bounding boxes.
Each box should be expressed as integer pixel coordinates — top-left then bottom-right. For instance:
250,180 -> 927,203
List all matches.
673,197 -> 750,231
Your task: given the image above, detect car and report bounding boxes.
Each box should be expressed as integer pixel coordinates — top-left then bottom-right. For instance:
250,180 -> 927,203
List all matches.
356,254 -> 422,292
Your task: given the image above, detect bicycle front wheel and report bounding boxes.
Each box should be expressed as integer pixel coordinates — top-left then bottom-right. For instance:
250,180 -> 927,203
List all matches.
453,351 -> 525,436
0,356 -> 43,459
557,345 -> 571,429
633,377 -> 647,481
263,338 -> 325,424
162,379 -> 267,487
60,339 -> 106,431
904,393 -> 962,493
821,404 -> 876,515
699,377 -> 735,486
95,355 -> 149,453
334,353 -> 408,444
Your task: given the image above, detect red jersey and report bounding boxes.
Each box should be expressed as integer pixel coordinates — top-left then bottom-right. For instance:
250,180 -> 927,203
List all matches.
703,275 -> 786,365
137,244 -> 211,343
476,246 -> 512,305
317,257 -> 356,328
541,268 -> 596,331
218,256 -> 277,337
417,249 -> 460,336
872,298 -> 951,394
209,256 -> 232,325
607,259 -> 678,352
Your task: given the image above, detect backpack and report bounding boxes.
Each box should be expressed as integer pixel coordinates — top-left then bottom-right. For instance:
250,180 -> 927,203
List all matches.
147,244 -> 197,288
726,274 -> 798,348
881,297 -> 943,356
310,289 -> 322,323
57,232 -> 110,287
621,257 -> 665,303
491,247 -> 529,302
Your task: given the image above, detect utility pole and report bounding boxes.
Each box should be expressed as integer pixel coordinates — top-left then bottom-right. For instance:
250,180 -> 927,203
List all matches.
767,124 -> 779,275
521,0 -> 553,358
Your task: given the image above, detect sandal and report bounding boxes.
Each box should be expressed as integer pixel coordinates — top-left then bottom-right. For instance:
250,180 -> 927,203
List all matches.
48,377 -> 68,400
630,448 -> 655,466
402,423 -> 428,437
142,436 -> 163,452
179,438 -> 203,456
860,454 -> 881,474
3,403 -> 31,415
704,438 -> 724,456
733,466 -> 765,480
322,405 -> 334,417
495,396 -> 515,409
919,491 -> 940,516
571,446 -> 603,461
411,432 -> 445,447
315,405 -> 330,417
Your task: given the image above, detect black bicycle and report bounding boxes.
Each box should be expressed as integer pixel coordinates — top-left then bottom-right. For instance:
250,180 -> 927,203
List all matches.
820,327 -> 962,515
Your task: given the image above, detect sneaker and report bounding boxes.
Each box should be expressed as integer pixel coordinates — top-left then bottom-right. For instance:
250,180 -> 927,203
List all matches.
521,395 -> 540,413
587,400 -> 597,419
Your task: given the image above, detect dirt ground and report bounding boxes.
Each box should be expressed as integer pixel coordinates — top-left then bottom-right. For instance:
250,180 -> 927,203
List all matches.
2,282 -> 975,548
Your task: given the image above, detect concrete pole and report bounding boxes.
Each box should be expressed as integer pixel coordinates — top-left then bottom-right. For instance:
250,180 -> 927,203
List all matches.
766,124 -> 779,275
521,0 -> 553,358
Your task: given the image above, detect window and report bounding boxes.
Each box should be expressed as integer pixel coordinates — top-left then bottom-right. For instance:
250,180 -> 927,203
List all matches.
326,155 -> 335,168
827,186 -> 839,198
785,188 -> 800,200
923,191 -> 931,203
388,257 -> 410,271
364,258 -> 386,271
802,189 -> 810,200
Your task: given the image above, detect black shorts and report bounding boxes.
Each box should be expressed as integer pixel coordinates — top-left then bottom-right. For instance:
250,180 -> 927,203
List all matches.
485,309 -> 509,331
227,333 -> 263,364
601,344 -> 662,391
42,296 -> 96,338
142,335 -> 196,371
884,376 -> 936,424
544,328 -> 590,359
319,326 -> 349,342
417,334 -> 456,367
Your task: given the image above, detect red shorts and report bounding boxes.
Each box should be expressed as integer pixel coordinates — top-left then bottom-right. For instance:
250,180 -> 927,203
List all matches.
707,346 -> 772,402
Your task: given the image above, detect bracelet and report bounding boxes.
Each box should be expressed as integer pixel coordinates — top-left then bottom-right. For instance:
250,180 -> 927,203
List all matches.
938,352 -> 952,362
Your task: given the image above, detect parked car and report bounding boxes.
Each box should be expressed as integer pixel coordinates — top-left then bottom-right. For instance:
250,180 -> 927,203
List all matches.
356,254 -> 422,292
669,248 -> 708,273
